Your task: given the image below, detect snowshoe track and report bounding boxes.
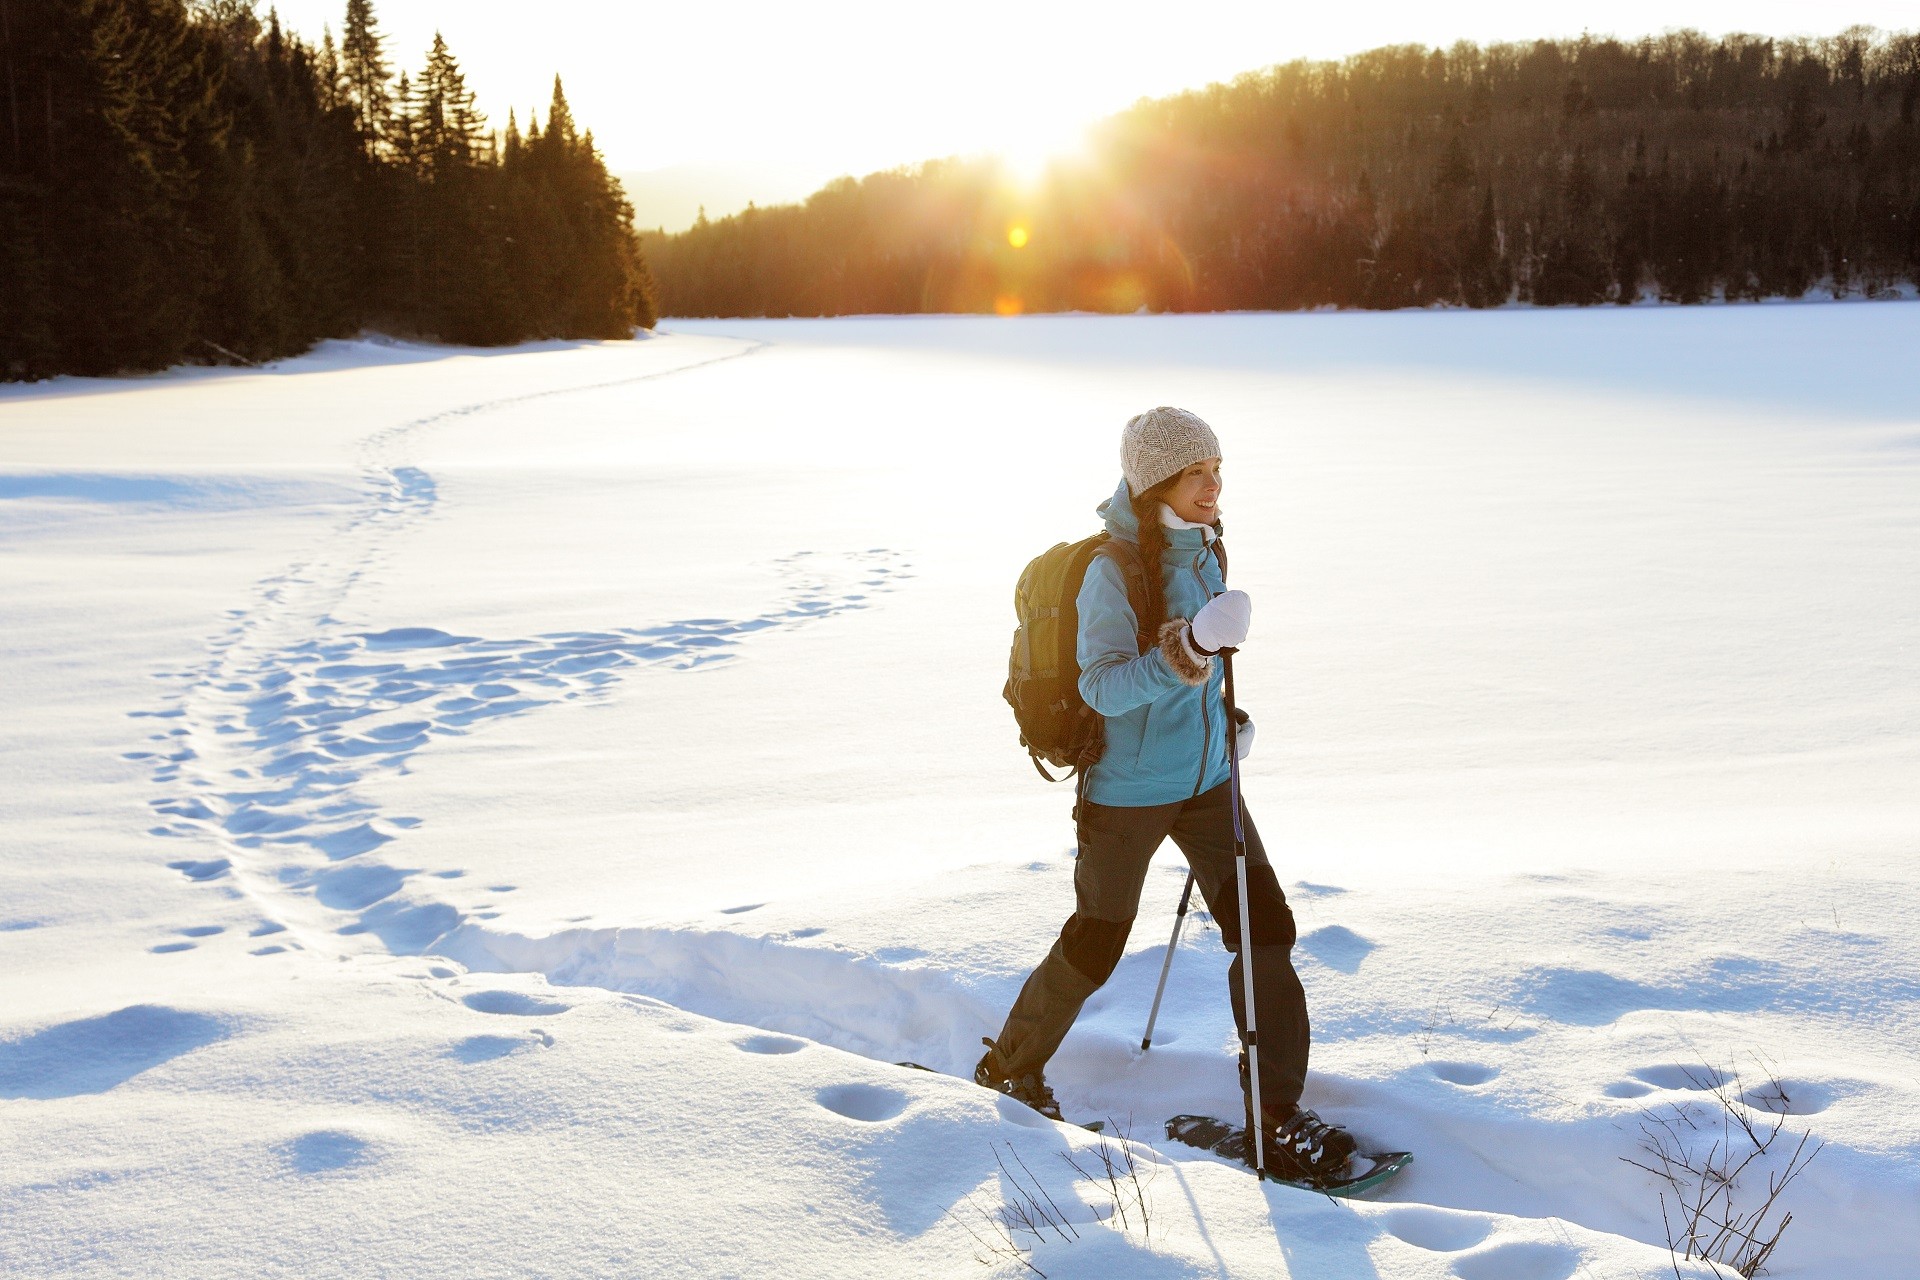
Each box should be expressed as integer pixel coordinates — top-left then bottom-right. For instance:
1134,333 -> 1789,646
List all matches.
438,920 -> 999,1076
132,339 -> 912,961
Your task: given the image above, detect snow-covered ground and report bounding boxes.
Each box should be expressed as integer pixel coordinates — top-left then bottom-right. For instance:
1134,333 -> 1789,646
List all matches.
3,308 -> 1916,1278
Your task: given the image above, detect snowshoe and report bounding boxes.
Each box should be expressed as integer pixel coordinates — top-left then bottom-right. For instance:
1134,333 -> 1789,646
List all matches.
1165,1112 -> 1412,1196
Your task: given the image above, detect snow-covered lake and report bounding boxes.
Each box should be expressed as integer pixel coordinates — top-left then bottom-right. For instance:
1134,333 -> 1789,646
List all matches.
3,307 -> 1916,1278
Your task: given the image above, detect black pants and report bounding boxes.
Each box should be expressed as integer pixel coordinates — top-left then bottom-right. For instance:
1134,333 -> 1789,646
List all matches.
989,780 -> 1311,1110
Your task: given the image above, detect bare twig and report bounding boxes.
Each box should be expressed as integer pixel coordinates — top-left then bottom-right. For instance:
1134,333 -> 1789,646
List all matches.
945,1198 -> 1049,1278
962,1128 -> 1163,1274
1060,1118 -> 1157,1246
999,1144 -> 1078,1242
1622,1054 -> 1822,1278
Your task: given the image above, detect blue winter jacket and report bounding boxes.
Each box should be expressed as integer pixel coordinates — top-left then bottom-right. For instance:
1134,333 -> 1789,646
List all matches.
1077,478 -> 1233,807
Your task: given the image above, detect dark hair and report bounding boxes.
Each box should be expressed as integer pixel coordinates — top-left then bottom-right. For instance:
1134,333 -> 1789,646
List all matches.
1128,476 -> 1178,638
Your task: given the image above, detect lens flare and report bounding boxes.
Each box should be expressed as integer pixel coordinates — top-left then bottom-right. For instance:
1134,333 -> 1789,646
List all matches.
1008,225 -> 1030,249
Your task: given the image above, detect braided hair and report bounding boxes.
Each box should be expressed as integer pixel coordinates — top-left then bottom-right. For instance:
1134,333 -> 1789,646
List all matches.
1127,476 -> 1178,639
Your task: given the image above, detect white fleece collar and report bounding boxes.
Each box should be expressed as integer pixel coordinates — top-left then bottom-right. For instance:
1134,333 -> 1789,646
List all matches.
1159,504 -> 1219,539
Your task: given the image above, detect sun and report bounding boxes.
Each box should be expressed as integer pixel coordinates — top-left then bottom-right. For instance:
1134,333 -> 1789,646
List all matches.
995,118 -> 1094,191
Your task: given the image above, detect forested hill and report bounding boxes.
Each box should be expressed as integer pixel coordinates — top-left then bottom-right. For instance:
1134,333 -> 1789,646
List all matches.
646,29 -> 1920,317
0,0 -> 656,382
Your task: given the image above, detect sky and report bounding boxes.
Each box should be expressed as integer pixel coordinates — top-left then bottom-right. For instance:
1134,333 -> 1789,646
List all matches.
266,2 -> 1917,228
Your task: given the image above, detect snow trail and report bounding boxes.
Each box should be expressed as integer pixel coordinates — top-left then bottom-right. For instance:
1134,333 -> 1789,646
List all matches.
133,340 -> 911,957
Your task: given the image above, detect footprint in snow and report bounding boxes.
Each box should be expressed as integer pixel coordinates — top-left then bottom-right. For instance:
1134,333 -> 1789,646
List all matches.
461,990 -> 571,1017
1427,1060 -> 1500,1087
1629,1063 -> 1730,1091
281,1129 -> 374,1175
737,1034 -> 806,1055
1611,1063 -> 1832,1114
0,1005 -> 228,1099
452,1032 -> 551,1063
816,1083 -> 908,1123
1740,1076 -> 1832,1115
1382,1206 -> 1492,1253
167,858 -> 231,883
1297,924 -> 1375,974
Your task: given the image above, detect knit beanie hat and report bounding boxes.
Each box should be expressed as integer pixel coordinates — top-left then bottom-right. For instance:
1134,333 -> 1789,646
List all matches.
1121,406 -> 1221,497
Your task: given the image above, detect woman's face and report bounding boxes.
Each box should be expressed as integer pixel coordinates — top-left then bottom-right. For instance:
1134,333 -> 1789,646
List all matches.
1162,457 -> 1223,524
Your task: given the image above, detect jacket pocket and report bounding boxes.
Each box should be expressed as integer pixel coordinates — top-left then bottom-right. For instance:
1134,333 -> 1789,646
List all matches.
1131,702 -> 1155,769
1137,689 -> 1202,789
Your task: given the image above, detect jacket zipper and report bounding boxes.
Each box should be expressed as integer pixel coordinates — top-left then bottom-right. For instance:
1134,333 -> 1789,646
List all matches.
1191,546 -> 1214,797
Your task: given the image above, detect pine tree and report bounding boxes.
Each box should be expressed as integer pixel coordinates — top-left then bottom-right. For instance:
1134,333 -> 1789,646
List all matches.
544,74 -> 574,145
1458,186 -> 1510,306
341,0 -> 389,155
316,27 -> 343,112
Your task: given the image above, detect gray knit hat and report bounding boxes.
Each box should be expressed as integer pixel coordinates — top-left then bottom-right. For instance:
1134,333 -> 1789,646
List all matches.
1121,406 -> 1221,496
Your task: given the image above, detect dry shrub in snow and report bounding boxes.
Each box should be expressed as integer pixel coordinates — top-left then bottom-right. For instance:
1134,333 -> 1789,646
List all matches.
1624,1057 -> 1822,1278
949,1126 -> 1157,1277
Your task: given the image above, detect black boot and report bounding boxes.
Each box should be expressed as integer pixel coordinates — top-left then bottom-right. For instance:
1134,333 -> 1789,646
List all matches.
1240,1052 -> 1355,1184
975,1037 -> 1064,1122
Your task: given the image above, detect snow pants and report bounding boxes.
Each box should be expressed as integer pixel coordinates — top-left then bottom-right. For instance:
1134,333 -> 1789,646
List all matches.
988,780 -> 1310,1110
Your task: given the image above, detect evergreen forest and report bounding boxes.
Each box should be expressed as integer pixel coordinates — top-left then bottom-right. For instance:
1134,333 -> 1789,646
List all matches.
647,28 -> 1920,316
0,0 -> 656,381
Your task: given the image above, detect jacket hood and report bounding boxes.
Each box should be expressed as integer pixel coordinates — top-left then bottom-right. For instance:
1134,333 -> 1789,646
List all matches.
1097,477 -> 1216,551
1096,477 -> 1140,542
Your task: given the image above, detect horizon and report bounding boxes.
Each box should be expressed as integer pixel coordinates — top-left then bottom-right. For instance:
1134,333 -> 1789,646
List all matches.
264,1 -> 1918,232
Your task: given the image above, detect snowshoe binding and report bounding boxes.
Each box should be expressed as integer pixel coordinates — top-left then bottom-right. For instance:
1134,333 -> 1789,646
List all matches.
1239,1050 -> 1355,1182
973,1037 -> 1065,1122
1252,1103 -> 1358,1184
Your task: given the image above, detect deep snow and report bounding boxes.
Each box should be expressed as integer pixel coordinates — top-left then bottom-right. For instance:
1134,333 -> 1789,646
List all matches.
2,309 -> 1916,1278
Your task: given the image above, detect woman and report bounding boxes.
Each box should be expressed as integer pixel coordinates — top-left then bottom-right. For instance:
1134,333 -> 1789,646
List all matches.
974,406 -> 1354,1182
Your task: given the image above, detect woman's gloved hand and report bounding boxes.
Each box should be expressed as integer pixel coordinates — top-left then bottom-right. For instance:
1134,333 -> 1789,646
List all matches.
1232,708 -> 1255,761
1190,589 -> 1251,655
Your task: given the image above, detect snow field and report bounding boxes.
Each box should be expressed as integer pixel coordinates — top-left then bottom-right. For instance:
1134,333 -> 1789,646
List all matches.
4,310 -> 1918,1277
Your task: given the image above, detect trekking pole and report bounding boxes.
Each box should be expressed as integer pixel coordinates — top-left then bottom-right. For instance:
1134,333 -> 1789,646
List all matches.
1221,646 -> 1267,1178
1139,869 -> 1196,1051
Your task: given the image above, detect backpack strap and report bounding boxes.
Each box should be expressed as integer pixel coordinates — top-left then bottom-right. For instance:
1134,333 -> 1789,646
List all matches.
1091,529 -> 1226,655
1093,536 -> 1154,655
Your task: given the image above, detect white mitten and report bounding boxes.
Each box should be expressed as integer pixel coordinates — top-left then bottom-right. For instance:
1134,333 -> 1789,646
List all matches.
1234,712 -> 1255,762
1190,589 -> 1251,654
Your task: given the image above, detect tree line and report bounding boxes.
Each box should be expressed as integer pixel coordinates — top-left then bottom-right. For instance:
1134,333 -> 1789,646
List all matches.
646,28 -> 1920,315
0,0 -> 656,382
